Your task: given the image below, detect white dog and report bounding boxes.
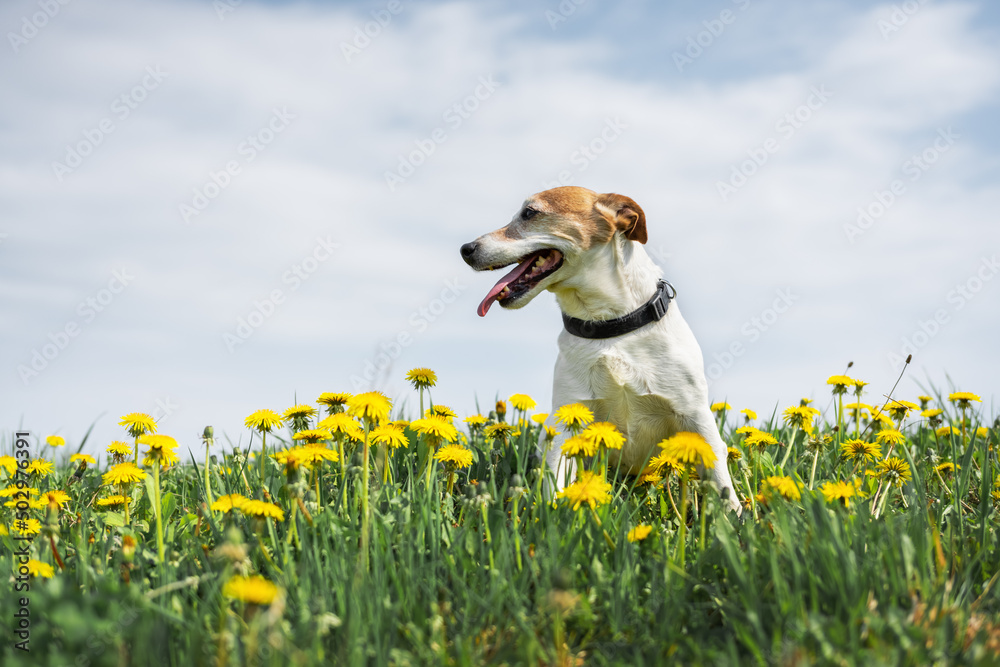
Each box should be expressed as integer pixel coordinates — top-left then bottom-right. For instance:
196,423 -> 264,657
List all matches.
461,186 -> 740,512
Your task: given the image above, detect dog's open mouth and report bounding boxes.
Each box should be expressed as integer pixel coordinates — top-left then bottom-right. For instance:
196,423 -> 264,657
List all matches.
477,249 -> 564,317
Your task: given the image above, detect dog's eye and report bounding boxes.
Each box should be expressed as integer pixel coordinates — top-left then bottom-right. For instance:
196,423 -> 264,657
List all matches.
521,207 -> 538,220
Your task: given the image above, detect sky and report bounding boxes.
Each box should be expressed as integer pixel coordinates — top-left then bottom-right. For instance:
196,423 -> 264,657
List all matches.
2,0 -> 998,460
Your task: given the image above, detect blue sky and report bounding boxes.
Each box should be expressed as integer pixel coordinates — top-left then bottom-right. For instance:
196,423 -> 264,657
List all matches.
2,0 -> 998,459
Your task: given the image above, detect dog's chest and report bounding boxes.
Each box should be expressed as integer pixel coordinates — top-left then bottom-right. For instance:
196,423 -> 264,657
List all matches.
574,343 -> 680,468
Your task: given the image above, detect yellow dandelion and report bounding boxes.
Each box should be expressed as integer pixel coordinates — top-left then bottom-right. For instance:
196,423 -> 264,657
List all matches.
509,394 -> 537,411
948,392 -> 981,409
46,435 -> 65,447
935,426 -> 961,438
637,469 -> 663,486
245,409 -> 283,433
555,403 -> 594,431
820,480 -> 856,507
405,368 -> 437,389
434,444 -> 474,469
102,462 -> 147,486
627,525 -> 653,543
300,445 -> 340,465
875,429 -> 905,447
531,413 -> 549,425
740,408 -> 757,421
96,495 -> 131,508
783,405 -> 821,434
710,402 -> 732,413
211,493 -> 248,512
0,456 -> 17,475
241,499 -> 285,521
659,432 -> 716,470
41,490 -> 70,509
429,404 -> 458,420
744,430 -> 778,450
883,399 -> 919,422
292,429 -> 333,444
975,426 -> 989,439
934,462 -> 958,475
412,415 -> 459,443
762,475 -> 801,501
841,439 -> 881,462
921,408 -> 943,419
561,435 -> 597,458
15,519 -> 41,536
223,575 -> 279,605
371,424 -> 409,450
727,447 -> 742,462
107,440 -> 132,457
877,457 -> 912,487
119,412 -> 157,438
26,560 -> 54,578
464,414 -> 488,427
581,422 -> 625,450
283,404 -> 318,422
347,392 -> 392,426
140,434 -> 180,468
70,454 -> 96,465
648,450 -> 683,475
557,470 -> 613,510
317,413 -> 364,440
827,375 -> 854,394
317,392 -> 351,411
26,459 -> 54,477
0,485 -> 38,498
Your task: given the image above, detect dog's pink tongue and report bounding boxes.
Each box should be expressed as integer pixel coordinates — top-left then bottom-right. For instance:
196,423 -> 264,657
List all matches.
476,255 -> 537,317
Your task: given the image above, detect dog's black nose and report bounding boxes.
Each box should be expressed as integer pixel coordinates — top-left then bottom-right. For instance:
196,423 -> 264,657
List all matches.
460,241 -> 478,260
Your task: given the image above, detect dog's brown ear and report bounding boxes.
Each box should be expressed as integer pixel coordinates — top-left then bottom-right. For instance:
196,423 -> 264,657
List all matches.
596,193 -> 647,244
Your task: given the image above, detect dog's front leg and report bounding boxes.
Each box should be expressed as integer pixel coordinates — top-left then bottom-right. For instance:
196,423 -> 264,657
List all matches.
540,413 -> 577,495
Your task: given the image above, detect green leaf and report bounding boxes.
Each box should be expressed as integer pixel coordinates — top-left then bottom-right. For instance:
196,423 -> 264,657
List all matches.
161,492 -> 177,522
103,511 -> 125,527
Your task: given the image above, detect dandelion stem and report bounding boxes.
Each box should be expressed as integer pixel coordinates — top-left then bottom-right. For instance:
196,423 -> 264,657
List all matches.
809,449 -> 820,490
153,460 -> 164,564
360,421 -> 372,573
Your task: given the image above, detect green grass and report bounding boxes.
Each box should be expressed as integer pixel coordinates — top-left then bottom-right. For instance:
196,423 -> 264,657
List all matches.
1,385 -> 998,666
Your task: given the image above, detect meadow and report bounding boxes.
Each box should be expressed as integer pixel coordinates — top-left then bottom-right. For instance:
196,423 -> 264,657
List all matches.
2,369 -> 998,666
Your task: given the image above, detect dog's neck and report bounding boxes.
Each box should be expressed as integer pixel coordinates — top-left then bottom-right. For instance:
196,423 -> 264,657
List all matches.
550,239 -> 663,321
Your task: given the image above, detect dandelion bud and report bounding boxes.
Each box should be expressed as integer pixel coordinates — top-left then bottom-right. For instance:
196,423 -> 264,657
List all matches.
203,426 -> 214,440
495,400 -> 507,422
122,534 -> 137,562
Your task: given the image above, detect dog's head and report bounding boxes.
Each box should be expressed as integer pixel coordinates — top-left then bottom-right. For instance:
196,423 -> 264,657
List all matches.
460,186 -> 647,316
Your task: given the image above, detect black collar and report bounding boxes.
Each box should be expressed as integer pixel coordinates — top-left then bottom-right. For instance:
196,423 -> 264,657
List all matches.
562,280 -> 675,339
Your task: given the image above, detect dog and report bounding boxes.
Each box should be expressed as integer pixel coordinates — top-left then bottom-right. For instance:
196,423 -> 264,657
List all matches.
460,186 -> 740,513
